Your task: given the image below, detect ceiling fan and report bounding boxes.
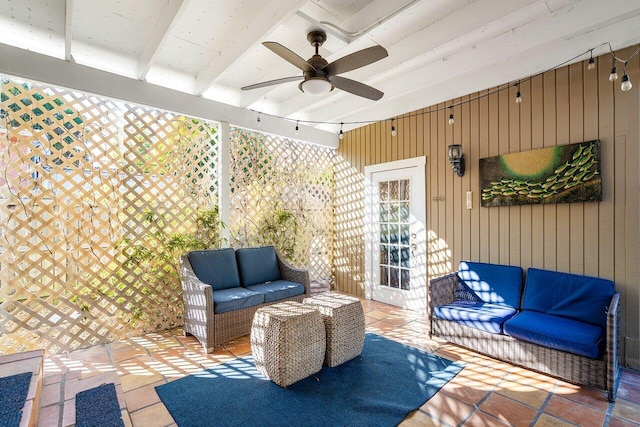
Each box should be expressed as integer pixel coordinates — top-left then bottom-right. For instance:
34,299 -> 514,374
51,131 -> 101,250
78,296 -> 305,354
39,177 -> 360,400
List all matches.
241,30 -> 388,101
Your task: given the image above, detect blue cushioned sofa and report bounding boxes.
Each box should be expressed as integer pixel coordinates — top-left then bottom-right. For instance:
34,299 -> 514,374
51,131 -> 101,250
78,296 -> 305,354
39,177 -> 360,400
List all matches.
180,246 -> 309,353
429,261 -> 620,401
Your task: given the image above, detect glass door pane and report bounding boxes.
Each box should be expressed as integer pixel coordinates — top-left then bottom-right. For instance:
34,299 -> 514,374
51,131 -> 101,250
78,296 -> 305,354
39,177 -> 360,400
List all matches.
378,179 -> 411,291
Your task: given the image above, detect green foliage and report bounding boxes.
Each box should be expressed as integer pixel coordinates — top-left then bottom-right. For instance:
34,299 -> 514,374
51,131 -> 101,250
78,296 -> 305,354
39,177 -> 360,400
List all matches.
118,207 -> 226,281
257,208 -> 297,259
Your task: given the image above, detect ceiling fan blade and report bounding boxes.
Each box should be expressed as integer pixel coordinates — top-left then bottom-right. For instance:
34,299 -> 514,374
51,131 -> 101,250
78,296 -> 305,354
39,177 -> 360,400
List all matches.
241,76 -> 303,90
324,45 -> 388,76
329,76 -> 384,101
263,42 -> 317,72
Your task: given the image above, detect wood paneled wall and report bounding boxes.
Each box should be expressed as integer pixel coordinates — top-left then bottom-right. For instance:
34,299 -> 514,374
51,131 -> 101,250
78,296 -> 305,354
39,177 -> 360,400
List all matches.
334,46 -> 640,368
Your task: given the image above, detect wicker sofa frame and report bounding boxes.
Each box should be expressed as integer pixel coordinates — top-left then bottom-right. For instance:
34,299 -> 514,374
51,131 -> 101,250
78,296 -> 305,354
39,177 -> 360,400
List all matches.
179,250 -> 310,353
429,273 -> 620,402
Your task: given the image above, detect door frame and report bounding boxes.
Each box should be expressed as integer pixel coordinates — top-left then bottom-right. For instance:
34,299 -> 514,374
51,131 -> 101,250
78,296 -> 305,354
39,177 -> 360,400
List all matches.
363,156 -> 426,309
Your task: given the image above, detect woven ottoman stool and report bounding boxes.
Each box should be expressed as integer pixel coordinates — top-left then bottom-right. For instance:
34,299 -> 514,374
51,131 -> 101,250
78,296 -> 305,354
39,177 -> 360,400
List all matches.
303,293 -> 365,367
250,301 -> 326,387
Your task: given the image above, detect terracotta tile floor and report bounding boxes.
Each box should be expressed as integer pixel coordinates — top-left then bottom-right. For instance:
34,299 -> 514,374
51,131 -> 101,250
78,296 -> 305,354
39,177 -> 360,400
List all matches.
39,297 -> 640,427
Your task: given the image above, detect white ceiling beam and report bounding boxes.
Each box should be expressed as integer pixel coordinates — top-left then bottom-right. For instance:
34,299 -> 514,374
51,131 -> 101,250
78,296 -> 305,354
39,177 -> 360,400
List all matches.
0,43 -> 337,148
136,0 -> 188,80
274,0 -> 546,120
64,0 -> 73,61
193,0 -> 308,95
324,11 -> 640,131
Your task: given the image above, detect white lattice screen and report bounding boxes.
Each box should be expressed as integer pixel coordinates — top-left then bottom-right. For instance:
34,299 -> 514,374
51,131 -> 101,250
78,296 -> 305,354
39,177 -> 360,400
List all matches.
228,128 -> 334,284
1,77 -> 336,356
0,77 -> 219,355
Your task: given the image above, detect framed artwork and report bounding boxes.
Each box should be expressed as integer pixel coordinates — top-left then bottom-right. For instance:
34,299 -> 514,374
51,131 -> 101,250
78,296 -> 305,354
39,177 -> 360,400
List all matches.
480,140 -> 602,207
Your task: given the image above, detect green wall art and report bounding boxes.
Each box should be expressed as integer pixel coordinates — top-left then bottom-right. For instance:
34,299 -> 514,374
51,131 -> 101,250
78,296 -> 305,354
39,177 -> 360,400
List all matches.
480,140 -> 602,207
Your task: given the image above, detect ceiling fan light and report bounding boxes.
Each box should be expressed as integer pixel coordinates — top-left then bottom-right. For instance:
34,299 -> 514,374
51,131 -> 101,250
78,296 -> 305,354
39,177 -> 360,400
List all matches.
300,78 -> 333,95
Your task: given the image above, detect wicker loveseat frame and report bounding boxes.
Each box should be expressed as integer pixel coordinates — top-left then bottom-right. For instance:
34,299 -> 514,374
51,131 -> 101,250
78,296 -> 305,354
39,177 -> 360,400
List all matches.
429,272 -> 620,402
179,248 -> 310,353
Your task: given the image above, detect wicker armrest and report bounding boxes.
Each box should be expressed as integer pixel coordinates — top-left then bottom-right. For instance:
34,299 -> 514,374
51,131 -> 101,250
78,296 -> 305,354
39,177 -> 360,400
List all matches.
275,249 -> 311,297
606,292 -> 620,401
179,255 -> 215,352
179,255 -> 213,296
429,272 -> 458,312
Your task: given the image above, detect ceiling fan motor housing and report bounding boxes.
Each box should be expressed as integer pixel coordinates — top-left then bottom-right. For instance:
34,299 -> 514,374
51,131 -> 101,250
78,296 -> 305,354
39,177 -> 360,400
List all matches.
301,31 -> 334,93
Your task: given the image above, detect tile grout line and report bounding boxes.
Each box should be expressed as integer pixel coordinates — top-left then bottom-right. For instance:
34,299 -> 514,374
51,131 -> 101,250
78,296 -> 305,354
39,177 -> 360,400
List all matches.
529,382 -> 557,426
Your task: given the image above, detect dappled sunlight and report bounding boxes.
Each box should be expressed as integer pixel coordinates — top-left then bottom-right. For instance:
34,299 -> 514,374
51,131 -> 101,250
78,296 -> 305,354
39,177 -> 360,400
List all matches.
333,154 -> 366,293
34,300 -> 639,426
43,355 -> 116,376
193,357 -> 265,381
427,229 -> 452,277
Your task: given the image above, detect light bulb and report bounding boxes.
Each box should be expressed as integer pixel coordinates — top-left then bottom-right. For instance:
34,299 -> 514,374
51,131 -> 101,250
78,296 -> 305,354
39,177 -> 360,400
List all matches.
391,125 -> 396,137
609,66 -> 618,82
515,91 -> 522,104
295,121 -> 299,135
257,114 -> 262,126
339,130 -> 344,140
621,74 -> 632,91
587,57 -> 596,70
300,78 -> 332,95
448,114 -> 454,125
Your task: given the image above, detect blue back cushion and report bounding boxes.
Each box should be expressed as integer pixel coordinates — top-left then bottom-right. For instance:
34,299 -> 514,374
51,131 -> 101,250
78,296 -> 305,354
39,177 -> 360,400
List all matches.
457,261 -> 524,308
522,268 -> 615,328
187,248 -> 240,290
235,246 -> 281,287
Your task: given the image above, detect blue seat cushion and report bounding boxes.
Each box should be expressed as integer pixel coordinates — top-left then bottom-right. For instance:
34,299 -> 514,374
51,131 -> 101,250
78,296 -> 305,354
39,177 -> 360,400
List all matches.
458,261 -> 523,308
247,280 -> 305,303
188,248 -> 241,290
523,268 -> 615,328
212,287 -> 264,314
236,246 -> 282,287
504,311 -> 605,359
433,301 -> 518,334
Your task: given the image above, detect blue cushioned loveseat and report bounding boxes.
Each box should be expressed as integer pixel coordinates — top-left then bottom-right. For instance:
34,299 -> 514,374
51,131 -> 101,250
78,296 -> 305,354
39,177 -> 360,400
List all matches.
430,261 -> 620,401
180,246 -> 309,353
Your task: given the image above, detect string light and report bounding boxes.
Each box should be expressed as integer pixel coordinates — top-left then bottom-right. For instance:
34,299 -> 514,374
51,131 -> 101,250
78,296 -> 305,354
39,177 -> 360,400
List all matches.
621,64 -> 632,91
515,82 -> 522,104
295,120 -> 299,134
248,42 -> 639,131
391,118 -> 396,137
257,112 -> 262,126
587,49 -> 596,70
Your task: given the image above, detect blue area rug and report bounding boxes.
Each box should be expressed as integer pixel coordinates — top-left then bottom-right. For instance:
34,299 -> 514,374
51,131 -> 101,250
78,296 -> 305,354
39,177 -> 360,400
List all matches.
156,333 -> 463,427
0,372 -> 32,427
75,383 -> 124,427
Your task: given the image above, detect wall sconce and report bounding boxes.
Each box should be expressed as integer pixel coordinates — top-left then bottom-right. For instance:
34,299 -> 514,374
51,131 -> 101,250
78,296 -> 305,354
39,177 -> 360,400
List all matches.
448,144 -> 465,177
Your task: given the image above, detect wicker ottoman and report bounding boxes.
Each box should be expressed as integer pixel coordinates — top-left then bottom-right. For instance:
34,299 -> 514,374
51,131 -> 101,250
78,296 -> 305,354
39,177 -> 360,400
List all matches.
250,301 -> 326,387
303,293 -> 365,367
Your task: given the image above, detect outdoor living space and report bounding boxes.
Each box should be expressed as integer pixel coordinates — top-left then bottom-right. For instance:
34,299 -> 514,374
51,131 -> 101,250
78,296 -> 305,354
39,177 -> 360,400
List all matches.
33,297 -> 640,427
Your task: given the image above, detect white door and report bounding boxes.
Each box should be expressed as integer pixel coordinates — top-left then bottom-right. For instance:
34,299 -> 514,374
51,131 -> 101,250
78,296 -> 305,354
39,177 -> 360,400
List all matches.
364,157 -> 426,311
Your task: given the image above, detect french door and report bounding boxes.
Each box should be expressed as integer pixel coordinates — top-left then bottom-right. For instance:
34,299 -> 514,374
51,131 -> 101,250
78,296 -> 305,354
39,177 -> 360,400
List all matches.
364,157 -> 426,311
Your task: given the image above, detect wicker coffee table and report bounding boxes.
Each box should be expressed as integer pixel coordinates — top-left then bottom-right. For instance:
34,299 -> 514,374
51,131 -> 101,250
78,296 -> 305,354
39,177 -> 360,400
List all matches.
250,301 -> 326,387
303,293 -> 365,367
